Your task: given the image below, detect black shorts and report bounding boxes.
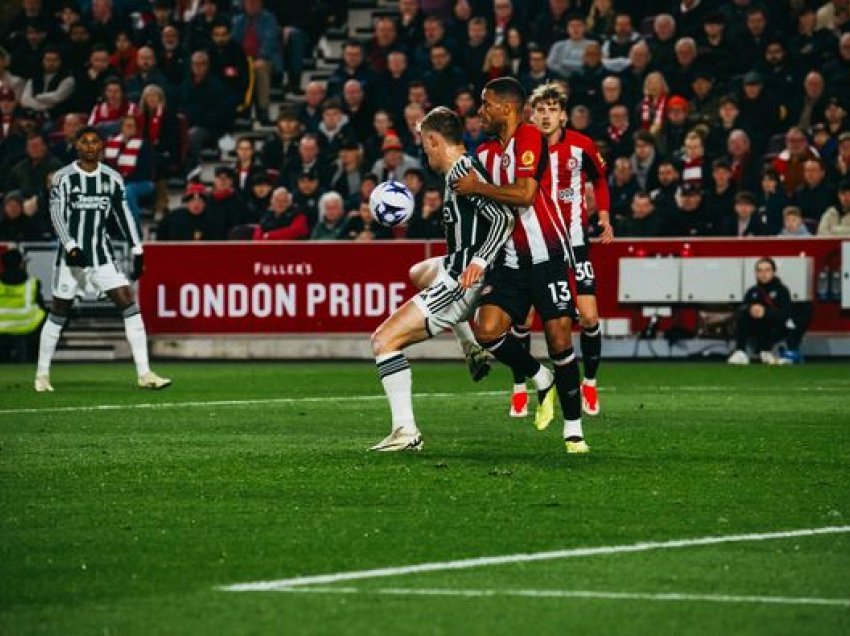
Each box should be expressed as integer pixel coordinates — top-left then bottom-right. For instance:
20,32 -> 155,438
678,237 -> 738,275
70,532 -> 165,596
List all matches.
571,243 -> 596,296
479,260 -> 578,324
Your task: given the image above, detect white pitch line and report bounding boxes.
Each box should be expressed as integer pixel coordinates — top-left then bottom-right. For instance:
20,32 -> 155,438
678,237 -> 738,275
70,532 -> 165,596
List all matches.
275,586 -> 850,608
0,390 -> 506,415
219,525 -> 850,592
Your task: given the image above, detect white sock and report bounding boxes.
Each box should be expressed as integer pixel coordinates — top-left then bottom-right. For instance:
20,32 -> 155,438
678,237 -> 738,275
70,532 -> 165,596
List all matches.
564,418 -> 584,439
452,321 -> 476,353
376,352 -> 416,434
512,382 -> 526,394
583,377 -> 596,387
123,307 -> 151,376
531,365 -> 553,391
36,316 -> 64,376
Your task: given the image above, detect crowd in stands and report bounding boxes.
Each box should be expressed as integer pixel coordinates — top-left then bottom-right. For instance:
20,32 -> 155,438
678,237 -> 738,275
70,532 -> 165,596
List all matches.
1,0 -> 850,245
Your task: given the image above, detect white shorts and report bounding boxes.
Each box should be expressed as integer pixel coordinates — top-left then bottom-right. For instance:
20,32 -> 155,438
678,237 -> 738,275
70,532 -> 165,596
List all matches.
52,260 -> 129,300
412,260 -> 482,335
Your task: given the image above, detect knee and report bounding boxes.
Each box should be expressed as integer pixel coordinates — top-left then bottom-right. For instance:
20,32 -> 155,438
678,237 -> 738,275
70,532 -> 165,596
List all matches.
474,319 -> 506,344
370,327 -> 390,357
579,308 -> 598,329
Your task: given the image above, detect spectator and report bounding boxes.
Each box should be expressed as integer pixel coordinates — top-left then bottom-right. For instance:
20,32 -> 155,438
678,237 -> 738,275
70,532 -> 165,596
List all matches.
704,158 -> 737,229
87,0 -> 131,50
51,113 -> 83,164
792,5 -> 837,71
508,26 -> 529,76
792,71 -> 829,132
608,156 -> 639,222
697,12 -> 734,83
244,171 -> 273,223
104,115 -> 154,221
757,167 -> 791,235
602,103 -> 633,161
755,38 -> 800,124
292,167 -> 321,227
620,41 -> 654,106
795,158 -> 836,229
231,0 -> 282,125
366,16 -> 403,76
343,79 -> 373,143
136,83 -> 179,189
155,25 -> 186,91
330,140 -> 364,204
585,0 -> 616,41
261,107 -> 302,182
125,46 -> 171,104
88,77 -> 137,137
705,95 -> 740,160
673,0 -> 708,39
721,190 -> 770,236
0,46 -> 24,98
110,30 -> 138,79
657,94 -> 689,157
406,185 -> 443,239
822,97 -> 848,141
208,18 -> 250,117
208,166 -> 247,233
363,109 -> 393,167
601,12 -> 639,73
459,16 -> 490,92
0,190 -> 45,241
780,205 -> 812,237
286,132 -> 330,189
311,191 -> 349,240
530,0 -> 571,51
650,159 -> 681,215
835,132 -> 850,179
737,71 -> 780,153
317,98 -> 354,163
371,132 -> 421,182
20,47 -> 75,119
569,105 -> 593,136
728,257 -> 792,366
491,0 -> 517,48
734,6 -> 772,73
185,0 -> 223,52
630,130 -> 660,191
178,50 -> 232,167
679,130 -> 706,189
463,109 -> 487,152
546,14 -> 594,79
817,0 -> 850,32
297,80 -> 326,133
71,45 -> 117,114
668,37 -> 697,98
569,42 -> 605,108
403,167 -> 425,209
592,74 -> 624,124
232,136 -> 264,193
65,21 -> 94,72
274,4 -> 312,97
423,44 -> 467,109
823,34 -> 850,104
637,71 -> 669,139
817,178 -> 850,235
328,40 -> 373,99
5,132 -> 61,201
648,13 -> 677,73
397,0 -> 425,51
616,191 -> 665,237
158,182 -> 228,240
666,182 -> 713,236
253,186 -> 310,240
688,70 -> 717,129
482,45 -> 511,83
0,86 -> 23,160
10,18 -> 49,81
346,199 -> 392,241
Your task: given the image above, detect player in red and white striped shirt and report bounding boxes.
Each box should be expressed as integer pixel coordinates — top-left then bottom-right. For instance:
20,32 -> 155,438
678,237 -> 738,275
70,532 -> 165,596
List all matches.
453,77 -> 588,454
515,82 -> 613,417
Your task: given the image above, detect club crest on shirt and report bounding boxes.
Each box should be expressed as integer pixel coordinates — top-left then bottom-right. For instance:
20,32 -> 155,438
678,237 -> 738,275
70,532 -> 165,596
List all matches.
521,150 -> 534,166
501,154 -> 511,169
567,156 -> 579,170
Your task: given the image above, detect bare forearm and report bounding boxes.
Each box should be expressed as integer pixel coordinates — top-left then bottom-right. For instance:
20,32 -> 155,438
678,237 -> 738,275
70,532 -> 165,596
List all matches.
466,180 -> 534,207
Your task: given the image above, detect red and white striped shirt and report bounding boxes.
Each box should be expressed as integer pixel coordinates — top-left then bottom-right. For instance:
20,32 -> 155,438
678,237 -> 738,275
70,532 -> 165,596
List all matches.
104,135 -> 143,177
476,123 -> 568,269
547,129 -> 610,247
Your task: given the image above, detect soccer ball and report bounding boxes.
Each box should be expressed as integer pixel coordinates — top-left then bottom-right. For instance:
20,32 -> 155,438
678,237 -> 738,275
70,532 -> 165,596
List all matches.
369,180 -> 415,227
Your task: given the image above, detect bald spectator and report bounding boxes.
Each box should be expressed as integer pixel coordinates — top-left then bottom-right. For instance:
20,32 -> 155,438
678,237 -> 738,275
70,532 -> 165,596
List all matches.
648,14 -> 677,73
773,127 -> 821,196
795,158 -> 836,229
725,129 -> 761,194
156,25 -> 187,90
298,80 -> 326,133
125,46 -> 170,103
667,37 -> 697,98
343,79 -> 373,142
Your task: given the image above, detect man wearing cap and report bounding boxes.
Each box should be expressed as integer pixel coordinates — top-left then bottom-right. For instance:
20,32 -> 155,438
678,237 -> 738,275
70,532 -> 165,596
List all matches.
292,167 -> 322,228
0,248 -> 45,363
737,71 -> 780,151
370,132 -> 421,182
208,165 -> 248,231
667,182 -> 713,236
158,182 -> 228,240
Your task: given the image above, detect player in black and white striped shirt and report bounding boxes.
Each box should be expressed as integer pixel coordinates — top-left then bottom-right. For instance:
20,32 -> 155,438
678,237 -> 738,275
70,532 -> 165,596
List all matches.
34,126 -> 171,392
369,107 -> 515,451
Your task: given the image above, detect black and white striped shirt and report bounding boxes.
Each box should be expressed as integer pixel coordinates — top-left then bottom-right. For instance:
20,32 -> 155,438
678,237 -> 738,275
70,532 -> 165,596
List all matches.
442,155 -> 514,279
49,161 -> 142,267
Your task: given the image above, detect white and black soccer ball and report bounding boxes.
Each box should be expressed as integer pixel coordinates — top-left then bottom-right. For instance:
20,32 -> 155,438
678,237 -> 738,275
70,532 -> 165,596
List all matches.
369,180 -> 415,227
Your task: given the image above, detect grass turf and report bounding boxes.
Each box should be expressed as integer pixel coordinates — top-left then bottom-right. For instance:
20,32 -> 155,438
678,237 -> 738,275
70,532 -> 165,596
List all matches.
0,361 -> 848,635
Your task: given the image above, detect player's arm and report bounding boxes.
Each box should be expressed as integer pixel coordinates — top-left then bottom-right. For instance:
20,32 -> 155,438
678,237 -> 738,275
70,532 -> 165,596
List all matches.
453,173 -> 538,207
582,139 -> 614,243
460,194 -> 514,289
110,172 -> 145,279
49,172 -> 77,252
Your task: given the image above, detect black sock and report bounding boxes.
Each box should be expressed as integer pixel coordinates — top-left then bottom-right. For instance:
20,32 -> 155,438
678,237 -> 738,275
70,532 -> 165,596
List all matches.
552,347 -> 581,422
580,323 -> 601,381
480,333 -> 541,381
510,326 -> 531,384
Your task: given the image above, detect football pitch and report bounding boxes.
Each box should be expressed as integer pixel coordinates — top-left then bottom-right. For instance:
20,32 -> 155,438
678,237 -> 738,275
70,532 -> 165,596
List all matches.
1,360 -> 849,635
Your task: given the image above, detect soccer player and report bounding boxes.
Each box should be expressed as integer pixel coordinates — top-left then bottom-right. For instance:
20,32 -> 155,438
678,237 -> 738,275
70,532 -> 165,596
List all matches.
453,77 -> 589,454
34,126 -> 171,392
507,83 -> 612,417
370,107 -> 514,451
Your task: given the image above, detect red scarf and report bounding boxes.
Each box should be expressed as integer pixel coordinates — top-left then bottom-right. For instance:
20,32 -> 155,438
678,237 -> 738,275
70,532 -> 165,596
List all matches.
104,134 -> 143,177
89,100 -> 137,126
607,124 -> 628,144
640,94 -> 667,131
137,104 -> 163,144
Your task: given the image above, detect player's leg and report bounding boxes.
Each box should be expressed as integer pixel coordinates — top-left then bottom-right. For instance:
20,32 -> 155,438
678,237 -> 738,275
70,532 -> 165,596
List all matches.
104,270 -> 171,388
576,294 -> 601,415
474,267 -> 554,416
534,261 -> 587,453
728,307 -> 752,365
508,309 -> 534,418
35,259 -> 84,391
368,295 -> 433,451
409,257 -> 490,381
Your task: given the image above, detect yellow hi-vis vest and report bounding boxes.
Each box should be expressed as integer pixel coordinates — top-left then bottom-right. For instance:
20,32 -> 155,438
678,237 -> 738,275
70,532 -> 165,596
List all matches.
0,278 -> 46,335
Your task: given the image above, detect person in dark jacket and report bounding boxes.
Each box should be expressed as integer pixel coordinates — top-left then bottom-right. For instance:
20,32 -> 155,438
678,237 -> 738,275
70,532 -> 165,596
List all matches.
720,191 -> 771,236
157,182 -> 229,240
616,191 -> 665,237
728,257 -> 793,365
178,49 -> 232,167
253,186 -> 310,240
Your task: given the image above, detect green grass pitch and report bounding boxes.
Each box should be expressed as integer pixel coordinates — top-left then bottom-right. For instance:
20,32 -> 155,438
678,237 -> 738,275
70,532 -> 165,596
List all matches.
1,361 -> 849,635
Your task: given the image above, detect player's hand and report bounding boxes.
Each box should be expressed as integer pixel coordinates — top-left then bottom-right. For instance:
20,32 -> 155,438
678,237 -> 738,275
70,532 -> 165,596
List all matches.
459,262 -> 484,289
130,254 -> 145,281
452,171 -> 478,196
749,304 -> 765,319
65,247 -> 86,267
598,217 -> 615,244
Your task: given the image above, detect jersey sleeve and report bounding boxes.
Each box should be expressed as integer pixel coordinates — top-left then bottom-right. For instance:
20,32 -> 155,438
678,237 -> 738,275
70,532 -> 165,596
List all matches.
513,124 -> 546,181
579,135 -> 610,214
49,171 -> 75,251
110,171 -> 144,253
468,159 -> 515,267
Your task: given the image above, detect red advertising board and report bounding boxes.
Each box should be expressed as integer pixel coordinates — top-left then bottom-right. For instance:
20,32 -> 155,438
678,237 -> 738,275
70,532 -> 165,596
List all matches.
136,238 -> 848,335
